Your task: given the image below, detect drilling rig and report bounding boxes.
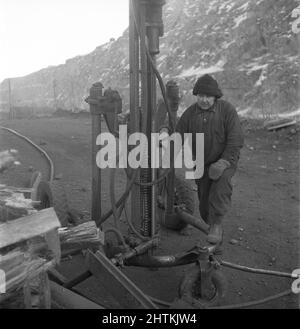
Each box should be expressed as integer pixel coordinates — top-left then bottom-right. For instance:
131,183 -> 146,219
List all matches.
84,0 -> 226,308
30,0 -> 226,309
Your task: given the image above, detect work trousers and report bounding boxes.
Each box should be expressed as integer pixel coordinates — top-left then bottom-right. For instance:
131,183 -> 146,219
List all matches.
195,166 -> 236,225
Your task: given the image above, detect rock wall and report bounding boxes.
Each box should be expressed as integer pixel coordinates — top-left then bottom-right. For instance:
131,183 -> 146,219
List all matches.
0,0 -> 299,117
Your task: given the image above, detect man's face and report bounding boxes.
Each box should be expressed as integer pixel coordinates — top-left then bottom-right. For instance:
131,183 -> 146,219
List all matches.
197,94 -> 215,110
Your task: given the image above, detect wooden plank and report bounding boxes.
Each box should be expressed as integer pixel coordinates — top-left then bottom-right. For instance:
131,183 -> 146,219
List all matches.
45,229 -> 61,263
266,120 -> 297,131
87,250 -> 157,309
50,280 -> 104,309
47,268 -> 67,285
4,258 -> 55,292
38,272 -> 51,309
0,208 -> 61,249
0,187 -> 34,194
23,280 -> 32,309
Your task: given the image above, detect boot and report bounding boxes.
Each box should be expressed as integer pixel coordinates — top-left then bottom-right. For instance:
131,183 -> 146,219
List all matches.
207,223 -> 223,244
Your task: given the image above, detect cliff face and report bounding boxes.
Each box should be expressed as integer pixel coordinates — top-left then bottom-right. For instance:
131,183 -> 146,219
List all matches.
0,0 -> 299,117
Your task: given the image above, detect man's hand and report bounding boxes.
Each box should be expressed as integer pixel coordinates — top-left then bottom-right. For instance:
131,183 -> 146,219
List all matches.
208,159 -> 231,180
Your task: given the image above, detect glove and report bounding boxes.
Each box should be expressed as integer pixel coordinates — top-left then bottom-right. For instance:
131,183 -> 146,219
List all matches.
208,159 -> 231,180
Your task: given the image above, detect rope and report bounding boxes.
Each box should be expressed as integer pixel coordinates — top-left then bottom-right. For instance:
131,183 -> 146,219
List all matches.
209,289 -> 293,309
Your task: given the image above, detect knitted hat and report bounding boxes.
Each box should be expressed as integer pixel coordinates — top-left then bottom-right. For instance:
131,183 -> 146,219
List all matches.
193,74 -> 223,98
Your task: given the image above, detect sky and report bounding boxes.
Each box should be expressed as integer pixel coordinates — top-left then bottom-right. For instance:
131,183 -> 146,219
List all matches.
0,0 -> 129,83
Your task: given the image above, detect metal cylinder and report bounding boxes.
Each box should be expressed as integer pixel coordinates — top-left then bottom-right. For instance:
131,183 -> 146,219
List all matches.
144,0 -> 165,55
90,82 -> 103,100
89,82 -> 103,225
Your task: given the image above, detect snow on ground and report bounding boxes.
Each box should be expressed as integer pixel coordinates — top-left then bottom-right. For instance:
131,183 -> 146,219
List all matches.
285,54 -> 300,62
236,1 -> 250,12
278,108 -> 300,118
177,59 -> 225,78
199,50 -> 211,58
233,12 -> 248,28
238,107 -> 300,119
120,58 -> 126,66
238,61 -> 269,74
246,63 -> 268,74
254,68 -> 268,87
221,40 -> 235,49
218,0 -> 236,14
183,7 -> 190,17
158,54 -> 168,62
100,42 -> 111,51
206,0 -> 218,15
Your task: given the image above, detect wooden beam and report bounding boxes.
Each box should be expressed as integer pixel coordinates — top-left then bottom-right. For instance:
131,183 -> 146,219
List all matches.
267,120 -> 297,131
50,280 -> 104,309
0,208 -> 61,249
86,250 -> 157,309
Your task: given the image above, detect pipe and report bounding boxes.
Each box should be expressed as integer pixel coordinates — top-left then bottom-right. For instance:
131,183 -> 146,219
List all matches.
125,253 -> 199,268
0,126 -> 55,181
210,289 -> 293,309
98,170 -> 137,224
220,261 -> 300,279
104,226 -> 127,248
175,208 -> 210,235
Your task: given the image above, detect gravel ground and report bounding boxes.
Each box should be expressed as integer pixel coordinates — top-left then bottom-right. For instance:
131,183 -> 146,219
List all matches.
0,117 -> 299,308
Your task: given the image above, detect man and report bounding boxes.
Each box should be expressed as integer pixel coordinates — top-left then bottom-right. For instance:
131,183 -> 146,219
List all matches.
176,74 -> 244,244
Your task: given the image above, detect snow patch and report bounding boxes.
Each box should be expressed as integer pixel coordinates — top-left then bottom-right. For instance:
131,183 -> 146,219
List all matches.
183,7 -> 191,17
238,107 -> 251,116
233,13 -> 248,28
158,54 -> 167,62
247,63 -> 268,74
221,40 -> 235,49
239,61 -> 269,74
236,1 -> 250,12
101,42 -> 112,51
177,59 -> 225,78
278,108 -> 300,118
218,0 -> 235,14
254,67 -> 268,87
206,0 -> 218,15
239,107 -> 300,119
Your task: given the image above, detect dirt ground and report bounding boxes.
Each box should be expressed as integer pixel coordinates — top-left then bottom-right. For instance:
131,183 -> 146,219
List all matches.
0,116 -> 299,309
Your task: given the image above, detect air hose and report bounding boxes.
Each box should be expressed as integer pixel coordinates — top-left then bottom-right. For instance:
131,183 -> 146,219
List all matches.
147,288 -> 295,309
109,166 -> 151,242
0,125 -> 55,182
209,289 -> 294,309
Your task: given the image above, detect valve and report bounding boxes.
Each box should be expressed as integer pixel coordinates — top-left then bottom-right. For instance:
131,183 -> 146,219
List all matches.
142,0 -> 166,55
85,84 -> 122,115
166,80 -> 180,111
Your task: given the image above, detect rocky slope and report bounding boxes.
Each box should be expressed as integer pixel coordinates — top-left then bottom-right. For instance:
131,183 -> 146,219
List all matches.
0,0 -> 299,117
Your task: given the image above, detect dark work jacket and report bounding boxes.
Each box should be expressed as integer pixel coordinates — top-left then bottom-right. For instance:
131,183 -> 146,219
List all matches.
175,99 -> 244,167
